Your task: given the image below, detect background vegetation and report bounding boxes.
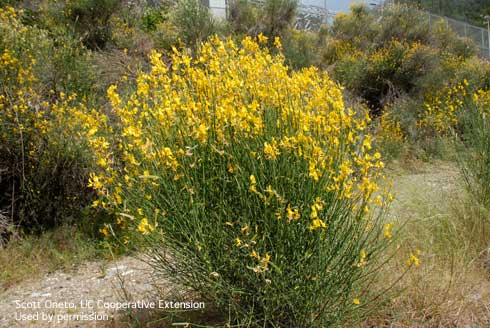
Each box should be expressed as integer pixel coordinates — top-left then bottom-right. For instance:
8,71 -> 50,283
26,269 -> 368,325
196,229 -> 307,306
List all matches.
399,0 -> 490,26
1,0 -> 489,327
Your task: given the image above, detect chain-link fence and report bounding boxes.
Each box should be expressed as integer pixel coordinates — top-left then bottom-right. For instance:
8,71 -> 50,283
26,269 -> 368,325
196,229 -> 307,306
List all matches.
428,13 -> 490,58
208,0 -> 336,30
294,3 -> 335,30
208,0 -> 490,57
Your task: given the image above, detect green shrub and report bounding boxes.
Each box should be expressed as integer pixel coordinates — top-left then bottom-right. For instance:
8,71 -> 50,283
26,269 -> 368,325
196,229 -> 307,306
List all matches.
140,5 -> 165,32
376,110 -> 407,160
228,0 -> 297,40
0,7 -> 107,230
330,3 -> 378,49
45,34 -> 99,102
332,40 -> 437,113
326,3 -> 480,118
152,19 -> 179,50
282,29 -> 319,69
92,36 -> 399,327
170,0 -> 216,46
260,0 -> 297,38
375,4 -> 431,45
66,0 -> 120,50
228,0 -> 260,36
430,19 -> 477,59
459,90 -> 490,207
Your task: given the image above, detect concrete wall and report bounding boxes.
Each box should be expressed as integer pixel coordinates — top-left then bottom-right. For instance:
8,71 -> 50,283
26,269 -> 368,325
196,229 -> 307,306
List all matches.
301,0 -> 382,13
209,0 -> 227,18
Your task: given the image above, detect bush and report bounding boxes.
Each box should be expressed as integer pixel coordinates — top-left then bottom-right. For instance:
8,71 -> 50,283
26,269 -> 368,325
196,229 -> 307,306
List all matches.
44,33 -> 99,102
66,0 -> 120,50
376,111 -> 406,160
0,7 -> 108,230
375,3 -> 431,45
140,5 -> 165,32
282,29 -> 319,69
228,0 -> 260,36
459,89 -> 490,207
91,36 -> 398,327
330,4 -> 378,49
260,0 -> 297,38
170,0 -> 216,46
430,19 -> 477,59
228,0 -> 297,40
331,39 -> 438,113
325,3 -> 480,118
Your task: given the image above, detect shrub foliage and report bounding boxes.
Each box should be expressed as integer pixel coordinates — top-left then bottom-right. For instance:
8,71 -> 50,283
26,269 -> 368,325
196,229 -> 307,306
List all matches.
0,7 -> 107,229
90,36 -> 395,327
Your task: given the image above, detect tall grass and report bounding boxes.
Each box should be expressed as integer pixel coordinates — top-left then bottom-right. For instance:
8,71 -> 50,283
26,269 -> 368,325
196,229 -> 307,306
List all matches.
367,162 -> 490,327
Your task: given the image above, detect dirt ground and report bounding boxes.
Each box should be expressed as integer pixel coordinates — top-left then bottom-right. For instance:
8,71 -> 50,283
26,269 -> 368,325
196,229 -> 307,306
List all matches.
0,257 -> 155,327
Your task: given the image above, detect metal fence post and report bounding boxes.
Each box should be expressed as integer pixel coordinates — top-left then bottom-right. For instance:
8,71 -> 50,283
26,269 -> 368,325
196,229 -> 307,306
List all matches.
488,20 -> 490,58
482,29 -> 485,57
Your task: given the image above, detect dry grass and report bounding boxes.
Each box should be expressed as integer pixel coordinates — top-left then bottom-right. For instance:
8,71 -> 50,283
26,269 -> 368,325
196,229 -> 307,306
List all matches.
0,210 -> 18,249
0,226 -> 111,290
365,161 -> 490,327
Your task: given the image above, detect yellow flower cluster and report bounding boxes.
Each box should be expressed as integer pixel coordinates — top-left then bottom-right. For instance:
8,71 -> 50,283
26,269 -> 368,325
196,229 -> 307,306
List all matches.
90,35 -> 388,245
473,89 -> 490,116
406,249 -> 421,267
378,112 -> 405,144
419,80 -> 469,134
1,6 -> 110,203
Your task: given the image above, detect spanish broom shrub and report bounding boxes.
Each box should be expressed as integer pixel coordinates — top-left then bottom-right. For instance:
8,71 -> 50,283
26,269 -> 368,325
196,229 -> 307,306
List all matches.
91,36 -> 398,326
459,90 -> 490,208
0,6 -> 110,229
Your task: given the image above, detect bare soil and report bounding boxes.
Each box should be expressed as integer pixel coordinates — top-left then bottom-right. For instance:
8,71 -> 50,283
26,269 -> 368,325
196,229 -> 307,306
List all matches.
0,257 -> 155,327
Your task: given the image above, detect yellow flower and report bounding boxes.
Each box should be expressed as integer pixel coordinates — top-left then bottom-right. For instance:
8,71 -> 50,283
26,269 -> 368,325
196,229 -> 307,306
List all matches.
357,249 -> 367,267
353,298 -> 360,305
257,33 -> 268,44
274,37 -> 282,49
286,204 -> 300,221
88,173 -> 103,190
264,138 -> 280,160
195,123 -> 209,143
309,219 -> 327,231
99,225 -> 110,237
240,224 -> 250,235
97,157 -> 108,167
261,253 -> 271,266
310,197 -> 323,219
407,250 -> 420,267
138,218 -> 154,235
309,162 -> 321,182
249,175 -> 257,193
384,223 -> 393,239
